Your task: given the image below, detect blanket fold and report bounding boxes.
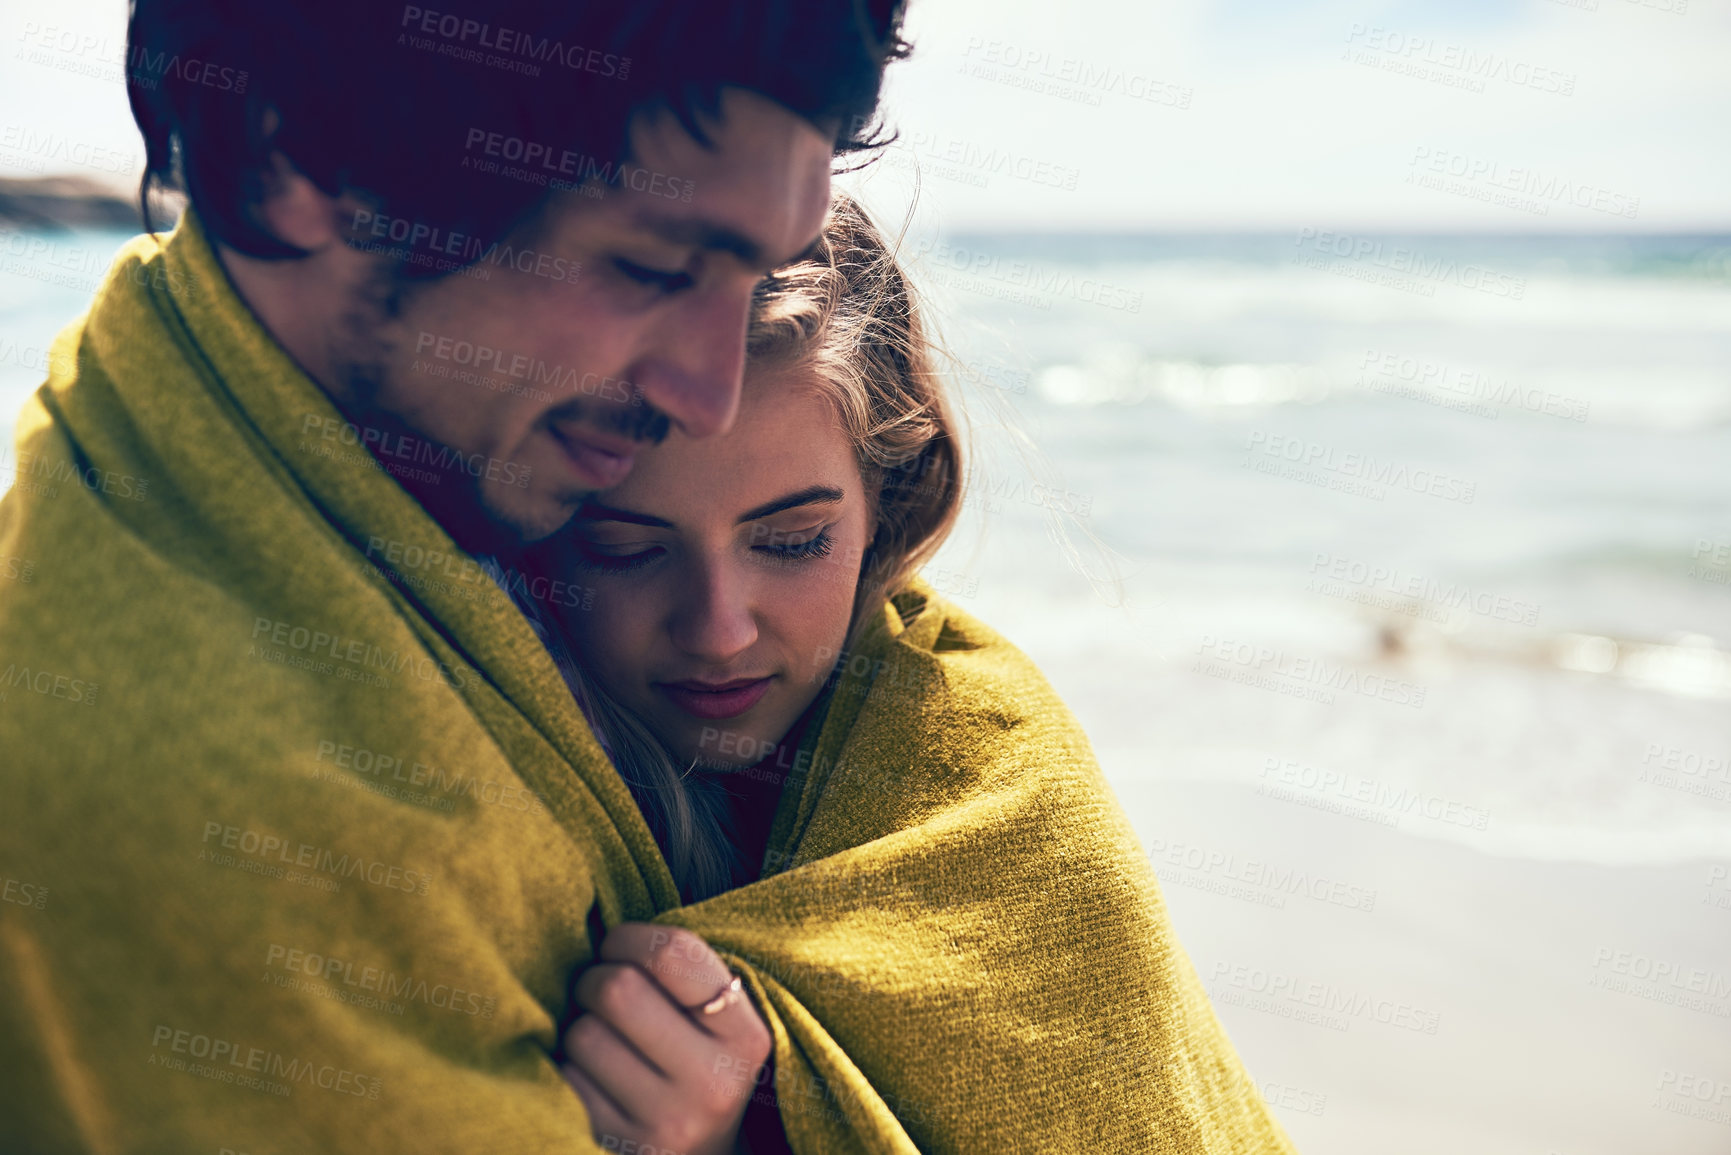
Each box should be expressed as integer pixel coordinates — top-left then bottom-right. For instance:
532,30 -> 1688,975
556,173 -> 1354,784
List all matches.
0,215 -> 1296,1154
668,589 -> 1298,1152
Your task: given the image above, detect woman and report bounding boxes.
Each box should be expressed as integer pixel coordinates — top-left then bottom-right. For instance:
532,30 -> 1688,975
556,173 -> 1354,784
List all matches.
532,197 -> 1297,1154
543,194 -> 961,907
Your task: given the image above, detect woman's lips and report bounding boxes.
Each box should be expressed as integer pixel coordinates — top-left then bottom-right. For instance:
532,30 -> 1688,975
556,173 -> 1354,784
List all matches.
655,677 -> 774,720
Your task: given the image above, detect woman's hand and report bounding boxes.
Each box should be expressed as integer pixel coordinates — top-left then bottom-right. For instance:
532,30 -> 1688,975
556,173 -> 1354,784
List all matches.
561,922 -> 773,1155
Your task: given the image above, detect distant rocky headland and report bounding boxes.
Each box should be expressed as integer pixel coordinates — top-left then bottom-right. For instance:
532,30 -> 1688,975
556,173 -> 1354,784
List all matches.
0,175 -> 149,230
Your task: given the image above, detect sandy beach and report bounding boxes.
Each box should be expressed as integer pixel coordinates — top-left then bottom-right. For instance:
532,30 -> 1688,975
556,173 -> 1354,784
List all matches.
1114,777 -> 1729,1155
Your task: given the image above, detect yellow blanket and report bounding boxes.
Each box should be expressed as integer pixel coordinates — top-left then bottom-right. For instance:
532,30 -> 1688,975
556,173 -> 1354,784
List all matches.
0,213 -> 1297,1153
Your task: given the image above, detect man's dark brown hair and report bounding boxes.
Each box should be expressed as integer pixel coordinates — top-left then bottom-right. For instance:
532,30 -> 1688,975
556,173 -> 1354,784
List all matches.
126,0 -> 909,270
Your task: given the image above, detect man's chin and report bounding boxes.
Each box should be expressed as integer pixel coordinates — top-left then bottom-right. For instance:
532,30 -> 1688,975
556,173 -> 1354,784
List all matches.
477,483 -> 590,547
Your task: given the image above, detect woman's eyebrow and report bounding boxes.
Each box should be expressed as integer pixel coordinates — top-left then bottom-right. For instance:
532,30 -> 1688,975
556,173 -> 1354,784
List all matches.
737,485 -> 845,524
577,502 -> 672,528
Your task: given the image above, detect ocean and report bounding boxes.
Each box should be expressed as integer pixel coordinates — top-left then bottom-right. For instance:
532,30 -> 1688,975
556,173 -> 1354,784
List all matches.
4,228 -> 1729,868
906,230 -> 1731,867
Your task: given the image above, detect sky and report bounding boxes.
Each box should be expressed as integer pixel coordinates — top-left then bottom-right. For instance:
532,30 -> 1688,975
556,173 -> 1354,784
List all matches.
2,0 -> 1727,232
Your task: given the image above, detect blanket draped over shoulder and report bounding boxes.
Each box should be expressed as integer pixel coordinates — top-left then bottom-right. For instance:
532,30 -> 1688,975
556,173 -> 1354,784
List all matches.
0,214 -> 1297,1154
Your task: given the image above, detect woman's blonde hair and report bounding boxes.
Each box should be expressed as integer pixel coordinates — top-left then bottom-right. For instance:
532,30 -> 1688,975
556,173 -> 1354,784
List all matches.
745,192 -> 964,643
567,192 -> 965,903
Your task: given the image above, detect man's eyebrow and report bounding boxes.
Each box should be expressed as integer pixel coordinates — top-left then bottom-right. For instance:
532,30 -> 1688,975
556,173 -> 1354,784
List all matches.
577,502 -> 672,528
634,213 -> 769,268
738,485 -> 845,524
635,212 -> 828,273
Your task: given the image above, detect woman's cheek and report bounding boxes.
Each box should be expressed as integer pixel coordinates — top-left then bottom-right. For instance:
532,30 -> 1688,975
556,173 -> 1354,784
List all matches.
571,578 -> 649,683
788,562 -> 857,684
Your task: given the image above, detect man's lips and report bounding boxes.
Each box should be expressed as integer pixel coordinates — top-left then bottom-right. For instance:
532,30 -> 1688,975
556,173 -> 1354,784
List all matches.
655,677 -> 775,720
548,424 -> 637,489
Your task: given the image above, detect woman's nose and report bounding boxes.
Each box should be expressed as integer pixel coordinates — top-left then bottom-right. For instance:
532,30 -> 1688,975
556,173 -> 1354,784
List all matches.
668,557 -> 758,664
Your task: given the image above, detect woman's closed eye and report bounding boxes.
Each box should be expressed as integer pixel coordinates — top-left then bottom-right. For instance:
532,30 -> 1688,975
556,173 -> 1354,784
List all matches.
752,525 -> 836,563
574,535 -> 665,572
572,523 -> 838,572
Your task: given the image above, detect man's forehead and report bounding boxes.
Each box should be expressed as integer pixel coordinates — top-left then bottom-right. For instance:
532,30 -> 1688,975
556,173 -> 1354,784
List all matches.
616,90 -> 834,268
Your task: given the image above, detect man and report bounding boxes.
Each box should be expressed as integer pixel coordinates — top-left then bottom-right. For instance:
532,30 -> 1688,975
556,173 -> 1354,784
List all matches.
0,2 -> 906,1150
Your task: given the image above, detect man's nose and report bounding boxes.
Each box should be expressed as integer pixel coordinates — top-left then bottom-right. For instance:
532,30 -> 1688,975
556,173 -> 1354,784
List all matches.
669,555 -> 758,663
629,283 -> 753,441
